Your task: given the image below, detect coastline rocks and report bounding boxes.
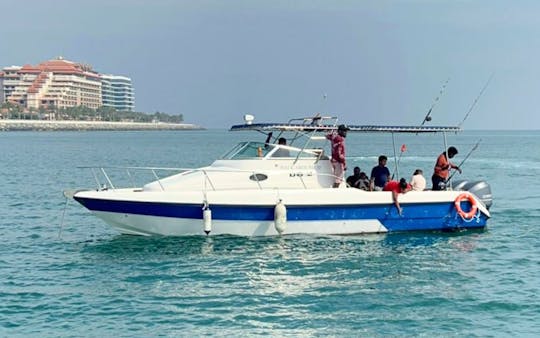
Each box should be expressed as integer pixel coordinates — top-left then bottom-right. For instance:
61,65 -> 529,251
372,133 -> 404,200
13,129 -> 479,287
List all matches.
0,119 -> 203,131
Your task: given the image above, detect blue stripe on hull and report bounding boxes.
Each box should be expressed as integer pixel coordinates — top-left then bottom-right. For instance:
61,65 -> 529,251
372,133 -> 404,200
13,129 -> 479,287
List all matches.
74,196 -> 487,232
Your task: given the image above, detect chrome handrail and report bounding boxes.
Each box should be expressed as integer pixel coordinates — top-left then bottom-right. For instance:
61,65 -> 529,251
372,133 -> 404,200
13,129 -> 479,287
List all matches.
100,167 -> 115,190
78,165 -> 340,192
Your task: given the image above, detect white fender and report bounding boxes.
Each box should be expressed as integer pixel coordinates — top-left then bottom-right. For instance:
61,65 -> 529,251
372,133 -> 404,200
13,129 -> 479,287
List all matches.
203,208 -> 212,235
274,200 -> 287,235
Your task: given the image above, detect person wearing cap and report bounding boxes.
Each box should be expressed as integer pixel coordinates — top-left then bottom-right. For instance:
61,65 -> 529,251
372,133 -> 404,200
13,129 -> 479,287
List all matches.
326,124 -> 349,188
383,178 -> 412,215
432,146 -> 462,190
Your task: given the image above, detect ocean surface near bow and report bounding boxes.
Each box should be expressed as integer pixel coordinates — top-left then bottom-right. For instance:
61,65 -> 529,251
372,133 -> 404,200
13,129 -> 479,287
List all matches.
0,129 -> 538,336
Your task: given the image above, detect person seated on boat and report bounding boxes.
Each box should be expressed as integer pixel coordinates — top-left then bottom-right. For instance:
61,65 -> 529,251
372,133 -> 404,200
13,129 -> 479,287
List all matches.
384,178 -> 412,215
410,169 -> 426,191
326,124 -> 349,188
272,137 -> 290,157
370,155 -> 390,191
432,146 -> 462,191
358,172 -> 370,190
346,167 -> 369,190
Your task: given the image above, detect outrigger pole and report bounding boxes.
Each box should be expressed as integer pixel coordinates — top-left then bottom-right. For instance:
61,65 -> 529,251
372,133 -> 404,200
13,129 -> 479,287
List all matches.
446,139 -> 482,183
391,133 -> 399,180
421,78 -> 450,125
458,74 -> 494,128
391,140 -> 406,180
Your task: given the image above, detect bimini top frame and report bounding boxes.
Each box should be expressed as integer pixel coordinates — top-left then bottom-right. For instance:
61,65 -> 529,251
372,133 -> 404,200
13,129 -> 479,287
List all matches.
231,122 -> 462,134
230,115 -> 462,182
230,115 -> 461,134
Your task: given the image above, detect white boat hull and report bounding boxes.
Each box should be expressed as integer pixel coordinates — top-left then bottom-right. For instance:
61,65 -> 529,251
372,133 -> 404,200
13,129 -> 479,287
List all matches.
74,188 -> 489,236
92,210 -> 389,236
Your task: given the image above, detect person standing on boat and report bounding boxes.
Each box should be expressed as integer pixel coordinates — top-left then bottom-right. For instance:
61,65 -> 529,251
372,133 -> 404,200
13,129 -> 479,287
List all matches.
383,178 -> 412,215
370,155 -> 391,191
432,146 -> 462,190
326,124 -> 349,188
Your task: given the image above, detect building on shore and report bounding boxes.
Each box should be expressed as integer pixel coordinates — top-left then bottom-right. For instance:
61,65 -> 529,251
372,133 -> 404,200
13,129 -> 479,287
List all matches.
0,66 -> 23,105
101,74 -> 135,111
0,57 -> 135,112
0,71 -> 4,102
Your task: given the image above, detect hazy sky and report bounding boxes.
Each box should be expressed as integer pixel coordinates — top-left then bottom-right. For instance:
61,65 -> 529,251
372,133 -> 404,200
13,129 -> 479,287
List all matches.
1,0 -> 538,129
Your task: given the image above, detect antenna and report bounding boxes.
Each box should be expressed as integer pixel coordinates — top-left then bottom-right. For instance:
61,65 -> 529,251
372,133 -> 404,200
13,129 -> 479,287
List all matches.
421,78 -> 450,125
319,92 -> 328,116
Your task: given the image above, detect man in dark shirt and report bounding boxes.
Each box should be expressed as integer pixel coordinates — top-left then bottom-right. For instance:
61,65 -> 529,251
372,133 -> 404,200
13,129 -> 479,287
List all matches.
370,155 -> 391,191
346,167 -> 369,190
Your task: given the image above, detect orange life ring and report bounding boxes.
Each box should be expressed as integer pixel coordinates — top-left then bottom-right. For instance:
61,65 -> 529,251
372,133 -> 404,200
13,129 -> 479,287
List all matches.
454,193 -> 478,219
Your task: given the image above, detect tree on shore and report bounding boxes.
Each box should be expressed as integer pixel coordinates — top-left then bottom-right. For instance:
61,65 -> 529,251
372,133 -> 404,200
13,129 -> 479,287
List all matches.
1,102 -> 184,123
0,102 -> 23,119
60,106 -> 184,123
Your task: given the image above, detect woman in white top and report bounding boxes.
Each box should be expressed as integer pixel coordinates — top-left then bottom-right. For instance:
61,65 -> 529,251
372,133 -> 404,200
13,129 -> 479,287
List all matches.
410,169 -> 426,191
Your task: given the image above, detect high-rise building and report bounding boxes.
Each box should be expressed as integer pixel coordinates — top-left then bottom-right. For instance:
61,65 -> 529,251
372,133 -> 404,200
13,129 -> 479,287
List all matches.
101,74 -> 135,111
1,66 -> 23,105
0,58 -> 102,109
0,57 -> 135,111
0,72 -> 4,103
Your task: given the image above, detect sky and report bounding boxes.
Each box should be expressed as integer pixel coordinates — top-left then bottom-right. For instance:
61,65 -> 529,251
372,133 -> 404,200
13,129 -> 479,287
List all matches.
1,0 -> 538,129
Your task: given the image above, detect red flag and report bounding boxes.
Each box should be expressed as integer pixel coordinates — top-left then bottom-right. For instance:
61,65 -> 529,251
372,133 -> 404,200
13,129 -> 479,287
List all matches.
400,144 -> 407,152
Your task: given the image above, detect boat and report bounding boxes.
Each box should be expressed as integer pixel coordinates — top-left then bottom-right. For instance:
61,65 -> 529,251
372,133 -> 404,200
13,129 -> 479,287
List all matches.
70,115 -> 491,236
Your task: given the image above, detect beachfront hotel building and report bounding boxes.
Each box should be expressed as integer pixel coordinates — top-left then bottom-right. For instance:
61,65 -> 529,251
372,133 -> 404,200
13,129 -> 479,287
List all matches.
101,74 -> 135,111
0,66 -> 23,105
0,57 -> 134,111
0,72 -> 4,103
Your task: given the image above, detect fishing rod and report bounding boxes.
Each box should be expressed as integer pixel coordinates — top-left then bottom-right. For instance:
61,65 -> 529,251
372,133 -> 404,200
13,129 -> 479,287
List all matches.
458,74 -> 494,128
446,139 -> 482,182
421,78 -> 450,125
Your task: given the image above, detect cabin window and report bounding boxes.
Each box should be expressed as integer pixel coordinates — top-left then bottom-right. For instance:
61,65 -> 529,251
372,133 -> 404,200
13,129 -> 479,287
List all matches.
221,141 -> 321,160
221,142 -> 269,159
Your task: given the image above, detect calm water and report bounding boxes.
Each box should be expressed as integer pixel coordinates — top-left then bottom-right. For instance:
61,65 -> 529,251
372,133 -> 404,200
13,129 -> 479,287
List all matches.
0,130 -> 539,337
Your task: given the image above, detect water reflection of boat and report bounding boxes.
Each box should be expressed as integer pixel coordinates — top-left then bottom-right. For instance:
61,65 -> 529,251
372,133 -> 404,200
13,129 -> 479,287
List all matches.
70,115 -> 491,236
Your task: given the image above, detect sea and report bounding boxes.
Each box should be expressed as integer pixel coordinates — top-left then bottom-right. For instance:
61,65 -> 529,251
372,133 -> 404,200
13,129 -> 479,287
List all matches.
0,129 -> 539,337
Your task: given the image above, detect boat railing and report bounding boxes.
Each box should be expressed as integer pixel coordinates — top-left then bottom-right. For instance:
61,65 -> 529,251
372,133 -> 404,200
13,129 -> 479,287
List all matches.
77,166 -> 343,192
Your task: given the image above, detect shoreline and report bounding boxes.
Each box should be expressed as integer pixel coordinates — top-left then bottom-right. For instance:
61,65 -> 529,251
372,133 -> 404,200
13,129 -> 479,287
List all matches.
0,119 -> 203,131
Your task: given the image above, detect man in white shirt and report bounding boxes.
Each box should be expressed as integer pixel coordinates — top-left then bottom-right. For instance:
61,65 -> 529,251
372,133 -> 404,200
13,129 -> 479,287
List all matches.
410,169 -> 426,191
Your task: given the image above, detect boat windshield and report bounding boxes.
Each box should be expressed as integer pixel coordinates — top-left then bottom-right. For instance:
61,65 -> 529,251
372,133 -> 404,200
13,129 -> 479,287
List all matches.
220,141 -> 321,160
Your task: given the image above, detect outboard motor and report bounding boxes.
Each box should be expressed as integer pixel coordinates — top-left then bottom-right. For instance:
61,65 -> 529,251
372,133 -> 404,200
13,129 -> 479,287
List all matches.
451,179 -> 469,191
451,180 -> 493,210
